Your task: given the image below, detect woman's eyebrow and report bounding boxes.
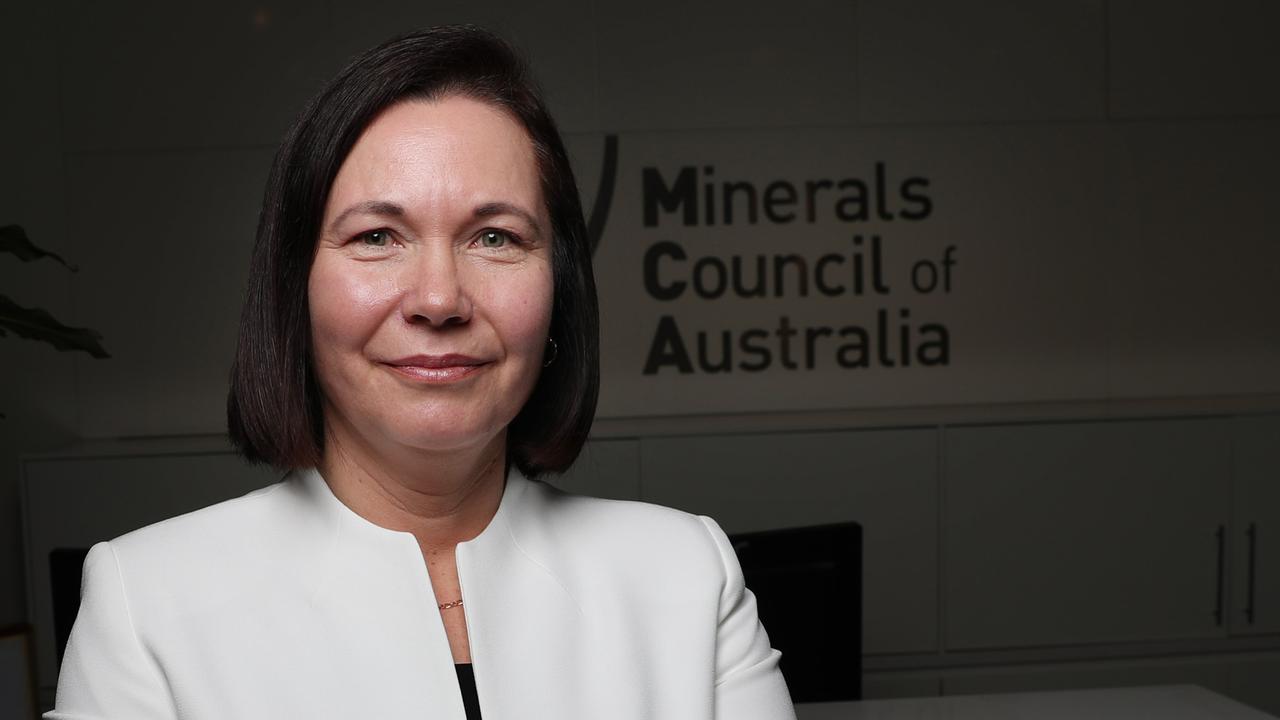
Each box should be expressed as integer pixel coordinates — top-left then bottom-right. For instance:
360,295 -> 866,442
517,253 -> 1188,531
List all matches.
328,200 -> 405,232
474,202 -> 544,237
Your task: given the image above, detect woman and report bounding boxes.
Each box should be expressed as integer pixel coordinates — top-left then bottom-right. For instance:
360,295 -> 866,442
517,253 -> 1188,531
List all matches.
47,26 -> 796,720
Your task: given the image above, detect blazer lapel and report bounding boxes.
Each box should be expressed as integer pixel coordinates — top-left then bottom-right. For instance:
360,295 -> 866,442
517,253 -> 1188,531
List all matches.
297,468 -> 470,720
296,467 -> 590,719
457,473 -> 591,720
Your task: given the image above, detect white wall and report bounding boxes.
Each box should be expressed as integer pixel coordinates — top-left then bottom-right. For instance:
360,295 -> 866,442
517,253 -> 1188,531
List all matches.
3,0 -> 1278,627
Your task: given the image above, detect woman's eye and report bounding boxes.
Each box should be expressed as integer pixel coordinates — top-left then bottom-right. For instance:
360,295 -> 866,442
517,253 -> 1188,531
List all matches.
478,230 -> 512,248
357,230 -> 391,246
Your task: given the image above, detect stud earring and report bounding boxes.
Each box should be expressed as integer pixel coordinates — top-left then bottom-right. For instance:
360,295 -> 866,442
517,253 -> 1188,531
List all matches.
543,337 -> 558,367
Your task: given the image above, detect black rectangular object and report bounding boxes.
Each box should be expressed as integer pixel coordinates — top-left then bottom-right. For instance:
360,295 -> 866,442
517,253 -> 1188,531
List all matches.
49,547 -> 90,667
729,522 -> 862,703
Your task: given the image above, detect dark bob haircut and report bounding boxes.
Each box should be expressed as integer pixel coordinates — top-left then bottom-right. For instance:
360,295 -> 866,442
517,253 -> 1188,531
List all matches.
227,25 -> 599,479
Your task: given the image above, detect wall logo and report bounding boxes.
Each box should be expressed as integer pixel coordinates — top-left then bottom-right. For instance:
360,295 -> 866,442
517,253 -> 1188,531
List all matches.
588,135 -> 957,378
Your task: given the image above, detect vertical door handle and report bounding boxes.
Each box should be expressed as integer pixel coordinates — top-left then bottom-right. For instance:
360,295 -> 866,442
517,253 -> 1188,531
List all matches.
1245,523 -> 1258,625
1214,525 -> 1226,627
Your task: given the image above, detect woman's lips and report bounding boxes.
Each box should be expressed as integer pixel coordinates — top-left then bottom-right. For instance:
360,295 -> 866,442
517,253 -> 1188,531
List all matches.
383,354 -> 488,383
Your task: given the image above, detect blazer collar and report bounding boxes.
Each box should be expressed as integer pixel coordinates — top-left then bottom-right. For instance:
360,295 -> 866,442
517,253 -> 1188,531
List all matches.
292,463 -> 527,552
287,465 -> 585,717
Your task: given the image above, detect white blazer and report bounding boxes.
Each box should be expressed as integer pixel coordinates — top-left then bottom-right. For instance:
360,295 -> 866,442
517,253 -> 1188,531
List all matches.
47,466 -> 798,719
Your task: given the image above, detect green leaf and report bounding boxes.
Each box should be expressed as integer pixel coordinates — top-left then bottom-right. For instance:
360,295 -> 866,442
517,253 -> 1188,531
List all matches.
0,294 -> 110,358
0,225 -> 77,270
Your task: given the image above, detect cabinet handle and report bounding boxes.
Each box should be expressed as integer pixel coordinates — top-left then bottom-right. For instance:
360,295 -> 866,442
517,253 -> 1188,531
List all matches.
1245,523 -> 1258,625
1215,525 -> 1226,627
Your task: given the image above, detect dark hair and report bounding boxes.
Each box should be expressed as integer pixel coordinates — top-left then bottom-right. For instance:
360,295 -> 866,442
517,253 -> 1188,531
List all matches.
227,25 -> 599,479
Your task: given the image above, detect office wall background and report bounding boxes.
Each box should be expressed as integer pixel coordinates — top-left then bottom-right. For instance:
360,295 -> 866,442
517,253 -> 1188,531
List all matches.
2,0 -> 1278,628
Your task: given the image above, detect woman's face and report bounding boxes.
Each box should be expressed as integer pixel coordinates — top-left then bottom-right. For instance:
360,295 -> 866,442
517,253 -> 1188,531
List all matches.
308,95 -> 554,459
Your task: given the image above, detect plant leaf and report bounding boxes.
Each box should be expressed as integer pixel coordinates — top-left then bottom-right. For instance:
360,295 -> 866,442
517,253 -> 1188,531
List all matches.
0,294 -> 110,358
0,225 -> 77,270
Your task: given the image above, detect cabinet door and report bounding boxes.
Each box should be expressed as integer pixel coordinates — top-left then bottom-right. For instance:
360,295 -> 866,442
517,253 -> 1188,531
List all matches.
550,439 -> 641,501
945,418 -> 1231,650
640,428 -> 939,655
1231,414 -> 1280,636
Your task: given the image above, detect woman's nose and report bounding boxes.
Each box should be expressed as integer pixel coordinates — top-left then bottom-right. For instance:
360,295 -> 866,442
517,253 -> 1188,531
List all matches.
399,248 -> 473,327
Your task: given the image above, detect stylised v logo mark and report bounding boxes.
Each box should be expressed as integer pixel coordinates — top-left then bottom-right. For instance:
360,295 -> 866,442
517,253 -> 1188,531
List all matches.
585,134 -> 618,257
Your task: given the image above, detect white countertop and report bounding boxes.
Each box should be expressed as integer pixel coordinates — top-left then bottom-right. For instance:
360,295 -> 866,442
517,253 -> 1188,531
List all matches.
796,685 -> 1277,720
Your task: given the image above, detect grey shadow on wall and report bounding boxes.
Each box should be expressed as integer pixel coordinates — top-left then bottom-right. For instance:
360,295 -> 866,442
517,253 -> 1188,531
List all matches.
585,134 -> 619,258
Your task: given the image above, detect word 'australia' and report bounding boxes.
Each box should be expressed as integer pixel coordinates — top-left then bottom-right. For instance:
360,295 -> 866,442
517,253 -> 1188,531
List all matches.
643,310 -> 950,375
643,162 -> 933,227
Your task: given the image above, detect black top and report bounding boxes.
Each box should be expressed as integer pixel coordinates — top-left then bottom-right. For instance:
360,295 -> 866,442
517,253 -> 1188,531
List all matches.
455,663 -> 481,720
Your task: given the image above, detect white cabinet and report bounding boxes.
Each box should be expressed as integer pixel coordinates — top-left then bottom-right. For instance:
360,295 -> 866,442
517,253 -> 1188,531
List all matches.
1231,414 -> 1280,637
944,418 -> 1232,649
639,428 -> 939,655
548,439 -> 641,500
25,414 -> 1280,708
